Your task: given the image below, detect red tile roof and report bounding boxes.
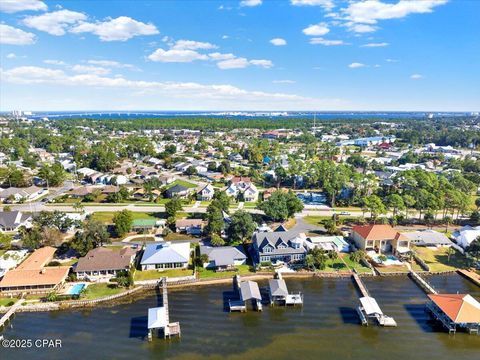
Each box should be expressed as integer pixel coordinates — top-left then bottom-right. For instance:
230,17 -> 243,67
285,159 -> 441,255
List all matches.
352,224 -> 405,241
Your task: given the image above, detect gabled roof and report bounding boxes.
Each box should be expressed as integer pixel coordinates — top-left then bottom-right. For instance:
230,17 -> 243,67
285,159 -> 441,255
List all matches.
166,184 -> 189,194
239,280 -> 261,301
0,211 -> 30,229
269,278 -> 288,297
200,245 -> 246,267
75,247 -> 137,272
428,294 -> 480,323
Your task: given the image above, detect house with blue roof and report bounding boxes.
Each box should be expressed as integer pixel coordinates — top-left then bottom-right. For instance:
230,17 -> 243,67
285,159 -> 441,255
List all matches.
140,242 -> 191,270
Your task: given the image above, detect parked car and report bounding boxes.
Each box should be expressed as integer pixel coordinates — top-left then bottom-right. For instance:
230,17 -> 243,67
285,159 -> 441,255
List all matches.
339,211 -> 351,216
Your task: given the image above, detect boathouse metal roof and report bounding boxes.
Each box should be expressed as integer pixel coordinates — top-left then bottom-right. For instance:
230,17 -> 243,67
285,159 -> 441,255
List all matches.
239,281 -> 262,301
359,296 -> 383,316
148,307 -> 167,329
268,278 -> 288,297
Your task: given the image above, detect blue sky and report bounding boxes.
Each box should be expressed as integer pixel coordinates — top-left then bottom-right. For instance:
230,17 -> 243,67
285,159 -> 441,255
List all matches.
0,0 -> 479,111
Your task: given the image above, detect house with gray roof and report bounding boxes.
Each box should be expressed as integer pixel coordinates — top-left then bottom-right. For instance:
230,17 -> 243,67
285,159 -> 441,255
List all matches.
0,211 -> 32,232
140,242 -> 190,270
403,230 -> 453,247
165,184 -> 191,198
251,230 -> 308,265
199,245 -> 247,270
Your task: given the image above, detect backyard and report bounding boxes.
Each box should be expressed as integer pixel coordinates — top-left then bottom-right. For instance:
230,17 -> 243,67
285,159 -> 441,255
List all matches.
414,246 -> 470,272
133,268 -> 194,281
81,283 -> 125,300
197,264 -> 254,279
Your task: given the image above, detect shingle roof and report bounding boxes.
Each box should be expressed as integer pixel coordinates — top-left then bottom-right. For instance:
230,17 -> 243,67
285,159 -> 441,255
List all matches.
239,281 -> 261,301
269,278 -> 288,297
200,245 -> 246,267
75,247 -> 137,272
403,230 -> 452,246
0,211 -> 29,229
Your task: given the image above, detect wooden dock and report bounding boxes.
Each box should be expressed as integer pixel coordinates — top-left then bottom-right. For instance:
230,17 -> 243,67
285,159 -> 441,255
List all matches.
457,269 -> 480,287
147,278 -> 181,341
409,271 -> 438,294
0,298 -> 23,330
352,273 -> 369,297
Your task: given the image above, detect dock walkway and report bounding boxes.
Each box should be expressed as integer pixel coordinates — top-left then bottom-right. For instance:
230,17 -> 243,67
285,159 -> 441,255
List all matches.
457,269 -> 480,287
409,271 -> 438,294
0,298 -> 23,330
352,273 -> 369,297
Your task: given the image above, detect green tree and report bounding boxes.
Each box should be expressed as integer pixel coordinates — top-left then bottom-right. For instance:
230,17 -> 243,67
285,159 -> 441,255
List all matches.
362,195 -> 387,223
228,210 -> 256,243
206,207 -> 224,236
165,196 -> 183,226
113,210 -> 133,237
210,233 -> 225,247
71,220 -> 110,256
258,190 -> 303,221
386,194 -> 405,217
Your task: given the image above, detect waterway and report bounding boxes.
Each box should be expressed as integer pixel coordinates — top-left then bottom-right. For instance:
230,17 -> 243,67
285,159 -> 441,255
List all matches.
1,274 -> 479,360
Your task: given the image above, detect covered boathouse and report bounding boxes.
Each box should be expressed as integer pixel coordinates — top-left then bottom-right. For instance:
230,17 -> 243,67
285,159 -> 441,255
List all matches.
426,294 -> 480,334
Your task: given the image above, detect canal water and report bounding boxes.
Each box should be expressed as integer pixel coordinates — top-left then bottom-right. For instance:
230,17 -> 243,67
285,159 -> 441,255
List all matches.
1,274 -> 479,360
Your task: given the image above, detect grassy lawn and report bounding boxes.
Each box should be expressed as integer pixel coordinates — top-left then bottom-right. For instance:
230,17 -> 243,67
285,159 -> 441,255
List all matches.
375,265 -> 410,273
197,264 -> 254,279
164,232 -> 198,241
134,268 -> 194,281
81,283 -> 124,300
414,246 -> 470,272
340,254 -> 372,273
166,179 -> 198,189
91,211 -> 163,224
0,298 -> 16,307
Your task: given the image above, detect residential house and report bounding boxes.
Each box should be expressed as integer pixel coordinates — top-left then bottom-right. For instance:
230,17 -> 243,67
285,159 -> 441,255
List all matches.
0,186 -> 48,203
198,184 -> 215,201
453,225 -> 480,250
165,184 -> 191,198
199,245 -> 247,270
351,224 -> 410,255
243,184 -> 259,202
175,219 -> 205,235
0,247 -> 70,295
251,230 -> 308,264
140,242 -> 190,270
403,230 -> 453,248
306,236 -> 350,252
0,211 -> 32,232
74,247 -> 138,281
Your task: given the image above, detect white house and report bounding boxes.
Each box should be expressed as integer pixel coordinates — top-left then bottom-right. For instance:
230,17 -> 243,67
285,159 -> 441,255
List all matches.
454,226 -> 480,250
198,184 -> 215,201
243,184 -> 259,202
140,242 -> 191,270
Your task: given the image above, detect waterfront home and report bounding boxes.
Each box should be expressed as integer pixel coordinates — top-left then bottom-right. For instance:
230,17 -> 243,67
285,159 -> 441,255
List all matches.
427,294 -> 480,334
197,184 -> 215,201
0,246 -> 70,295
251,230 -> 308,264
175,219 -> 205,235
351,224 -> 410,255
165,184 -> 191,198
140,242 -> 190,270
199,245 -> 247,270
75,247 -> 137,281
306,236 -> 350,253
403,230 -> 453,248
0,211 -> 32,232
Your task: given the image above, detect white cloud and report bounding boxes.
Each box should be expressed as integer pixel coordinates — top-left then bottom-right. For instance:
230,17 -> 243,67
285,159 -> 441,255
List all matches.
23,9 -> 86,36
44,59 -> 66,65
346,23 -> 377,33
273,79 -> 296,84
0,24 -> 36,45
290,0 -> 334,10
148,48 -> 208,63
240,0 -> 262,7
343,0 -> 448,25
221,35 -> 229,39
310,37 -> 345,46
0,0 -> 47,13
172,39 -> 217,50
6,53 -> 16,59
2,65 -> 342,111
361,42 -> 389,47
72,64 -> 111,75
250,59 -> 273,68
348,62 -> 366,68
270,38 -> 287,46
70,16 -> 159,41
386,58 -> 399,62
303,22 -> 330,36
208,52 -> 236,60
410,73 -> 423,79
217,57 -> 250,69
87,60 -> 136,69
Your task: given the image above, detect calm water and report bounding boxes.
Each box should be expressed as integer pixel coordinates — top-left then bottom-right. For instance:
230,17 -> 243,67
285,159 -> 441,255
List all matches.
1,274 -> 479,360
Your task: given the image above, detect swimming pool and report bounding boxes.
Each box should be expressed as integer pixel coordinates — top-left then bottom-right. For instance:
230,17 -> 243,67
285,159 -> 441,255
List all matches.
67,283 -> 86,295
371,255 -> 403,266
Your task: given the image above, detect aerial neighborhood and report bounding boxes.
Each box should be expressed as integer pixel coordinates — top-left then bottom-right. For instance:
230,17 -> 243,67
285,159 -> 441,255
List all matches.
0,112 -> 479,337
